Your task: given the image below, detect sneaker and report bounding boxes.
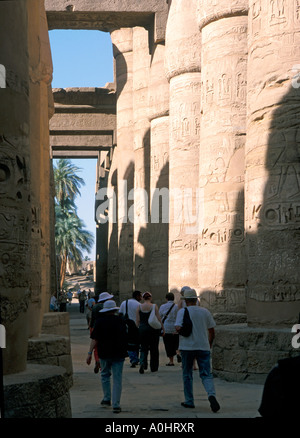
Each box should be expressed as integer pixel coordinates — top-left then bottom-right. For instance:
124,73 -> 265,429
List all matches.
208,395 -> 220,413
113,407 -> 121,413
181,402 -> 195,409
101,400 -> 111,406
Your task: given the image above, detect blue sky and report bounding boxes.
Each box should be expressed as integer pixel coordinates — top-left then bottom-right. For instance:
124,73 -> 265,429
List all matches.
49,30 -> 114,260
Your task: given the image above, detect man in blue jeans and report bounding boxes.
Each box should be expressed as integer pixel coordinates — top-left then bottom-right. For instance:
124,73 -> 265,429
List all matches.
86,300 -> 128,413
175,287 -> 220,413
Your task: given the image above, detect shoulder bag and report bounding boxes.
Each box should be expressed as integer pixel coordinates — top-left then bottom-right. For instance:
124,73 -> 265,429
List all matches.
148,304 -> 161,330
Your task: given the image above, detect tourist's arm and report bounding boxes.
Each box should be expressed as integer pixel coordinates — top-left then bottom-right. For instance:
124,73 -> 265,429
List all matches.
86,339 -> 97,365
136,306 -> 140,327
208,328 -> 215,348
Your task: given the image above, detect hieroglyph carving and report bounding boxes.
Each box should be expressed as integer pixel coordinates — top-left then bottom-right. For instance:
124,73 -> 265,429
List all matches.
0,136 -> 30,292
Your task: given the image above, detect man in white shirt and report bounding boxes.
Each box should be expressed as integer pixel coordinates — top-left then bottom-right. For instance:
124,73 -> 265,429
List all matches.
175,288 -> 220,413
119,291 -> 142,367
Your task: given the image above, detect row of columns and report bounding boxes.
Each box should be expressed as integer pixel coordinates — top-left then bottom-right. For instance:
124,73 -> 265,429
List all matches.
105,0 -> 300,327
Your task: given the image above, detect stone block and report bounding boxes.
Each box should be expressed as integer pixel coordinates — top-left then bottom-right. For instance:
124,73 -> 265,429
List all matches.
3,364 -> 72,418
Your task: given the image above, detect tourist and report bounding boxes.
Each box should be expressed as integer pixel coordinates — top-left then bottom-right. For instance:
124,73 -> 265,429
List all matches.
177,286 -> 199,369
119,291 -> 142,367
90,292 -> 114,374
175,288 -> 220,413
79,289 -> 86,313
86,300 -> 128,414
58,290 -> 68,312
159,292 -> 180,366
136,291 -> 164,374
86,292 -> 96,329
50,293 -> 58,312
67,290 -> 73,305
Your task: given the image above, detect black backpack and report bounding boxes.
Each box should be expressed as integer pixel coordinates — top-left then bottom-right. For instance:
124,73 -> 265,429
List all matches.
178,307 -> 193,337
122,300 -> 140,351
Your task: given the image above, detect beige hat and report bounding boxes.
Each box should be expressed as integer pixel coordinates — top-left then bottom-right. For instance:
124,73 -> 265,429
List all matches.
100,300 -> 119,313
181,288 -> 198,300
98,292 -> 114,302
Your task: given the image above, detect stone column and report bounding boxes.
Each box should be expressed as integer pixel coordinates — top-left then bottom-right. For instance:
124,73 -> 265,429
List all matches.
27,0 -> 53,337
165,0 -> 201,294
0,0 -> 31,374
132,27 -> 151,292
197,0 -> 248,317
106,147 -> 119,294
110,28 -> 134,300
246,0 -> 300,327
148,42 -> 170,302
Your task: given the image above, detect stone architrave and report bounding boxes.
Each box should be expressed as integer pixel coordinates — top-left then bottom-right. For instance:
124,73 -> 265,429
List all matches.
0,0 -> 31,375
148,42 -> 170,302
197,1 -> 248,314
246,0 -> 300,327
110,28 -> 135,299
165,0 -> 201,294
132,27 -> 151,292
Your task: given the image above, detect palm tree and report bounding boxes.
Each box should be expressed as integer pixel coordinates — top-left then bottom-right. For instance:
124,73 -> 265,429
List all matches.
53,159 -> 94,288
55,208 -> 94,288
53,159 -> 85,211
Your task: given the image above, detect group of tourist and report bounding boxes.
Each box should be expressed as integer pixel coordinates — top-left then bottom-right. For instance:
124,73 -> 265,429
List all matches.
86,287 -> 220,415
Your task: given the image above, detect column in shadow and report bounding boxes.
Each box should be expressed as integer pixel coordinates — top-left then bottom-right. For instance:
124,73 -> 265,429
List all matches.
245,1 -> 300,327
198,2 -> 248,318
110,29 -> 135,301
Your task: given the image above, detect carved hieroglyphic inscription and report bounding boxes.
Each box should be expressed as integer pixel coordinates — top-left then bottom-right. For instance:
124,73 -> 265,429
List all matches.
0,137 -> 30,294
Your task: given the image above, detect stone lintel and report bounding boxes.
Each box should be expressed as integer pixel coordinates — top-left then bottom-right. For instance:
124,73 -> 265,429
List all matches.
45,0 -> 168,42
52,87 -> 116,110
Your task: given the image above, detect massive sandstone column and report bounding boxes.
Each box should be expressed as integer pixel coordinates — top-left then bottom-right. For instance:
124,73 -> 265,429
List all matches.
27,0 -> 53,336
148,41 -> 170,302
197,0 -> 248,316
0,0 -> 31,374
246,0 -> 300,326
165,0 -> 201,294
132,27 -> 151,292
110,28 -> 134,299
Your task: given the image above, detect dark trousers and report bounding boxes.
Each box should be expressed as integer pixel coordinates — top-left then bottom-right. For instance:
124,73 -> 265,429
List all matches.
163,333 -> 179,358
139,326 -> 160,372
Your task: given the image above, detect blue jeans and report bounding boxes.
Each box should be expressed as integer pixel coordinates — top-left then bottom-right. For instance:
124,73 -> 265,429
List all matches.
181,350 -> 216,406
128,349 -> 139,364
100,358 -> 125,409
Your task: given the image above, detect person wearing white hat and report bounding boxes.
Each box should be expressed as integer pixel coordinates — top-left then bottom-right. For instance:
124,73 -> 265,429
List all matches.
86,300 -> 128,414
89,292 -> 114,374
175,288 -> 220,413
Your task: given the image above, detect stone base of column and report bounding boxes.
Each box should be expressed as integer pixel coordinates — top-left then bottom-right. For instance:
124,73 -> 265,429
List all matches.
212,324 -> 298,384
3,364 -> 72,418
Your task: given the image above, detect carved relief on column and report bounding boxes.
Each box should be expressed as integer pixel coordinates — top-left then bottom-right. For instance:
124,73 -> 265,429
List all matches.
27,0 -> 53,337
246,0 -> 300,327
110,28 -> 134,299
0,137 -> 31,375
133,27 -> 151,292
0,1 -> 31,375
198,1 -> 248,314
148,42 -> 170,302
165,0 -> 201,293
